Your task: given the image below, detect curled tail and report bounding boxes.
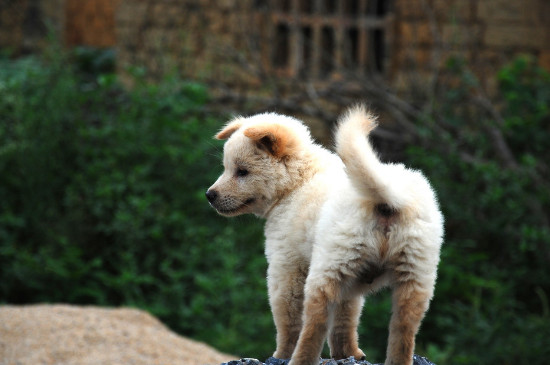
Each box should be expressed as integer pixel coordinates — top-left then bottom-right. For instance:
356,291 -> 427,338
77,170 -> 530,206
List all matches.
335,105 -> 408,209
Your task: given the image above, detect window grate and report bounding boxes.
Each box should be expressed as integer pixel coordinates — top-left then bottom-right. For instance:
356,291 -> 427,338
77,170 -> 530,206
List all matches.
267,0 -> 392,79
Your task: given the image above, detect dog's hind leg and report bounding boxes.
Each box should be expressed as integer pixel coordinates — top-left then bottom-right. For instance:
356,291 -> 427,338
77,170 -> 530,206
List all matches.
289,275 -> 341,365
328,296 -> 366,360
385,280 -> 432,365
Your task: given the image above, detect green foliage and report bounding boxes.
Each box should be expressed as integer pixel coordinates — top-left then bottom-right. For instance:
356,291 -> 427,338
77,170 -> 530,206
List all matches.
1,50 -> 549,364
404,56 -> 550,364
0,54 -> 272,357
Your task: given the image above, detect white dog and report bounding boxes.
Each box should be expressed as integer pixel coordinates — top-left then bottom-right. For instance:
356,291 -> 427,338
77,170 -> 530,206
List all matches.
206,106 -> 443,365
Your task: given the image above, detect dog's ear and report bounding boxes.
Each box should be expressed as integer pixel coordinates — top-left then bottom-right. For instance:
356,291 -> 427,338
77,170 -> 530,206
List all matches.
243,123 -> 297,159
215,118 -> 243,140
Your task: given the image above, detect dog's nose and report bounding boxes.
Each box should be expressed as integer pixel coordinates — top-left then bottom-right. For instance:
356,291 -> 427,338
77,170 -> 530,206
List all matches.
205,189 -> 218,203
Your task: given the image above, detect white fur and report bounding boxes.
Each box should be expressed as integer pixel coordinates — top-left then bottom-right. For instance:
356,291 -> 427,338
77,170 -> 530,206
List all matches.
207,106 -> 444,365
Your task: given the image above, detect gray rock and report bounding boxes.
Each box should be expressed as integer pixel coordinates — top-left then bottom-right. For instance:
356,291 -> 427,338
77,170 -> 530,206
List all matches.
221,354 -> 435,365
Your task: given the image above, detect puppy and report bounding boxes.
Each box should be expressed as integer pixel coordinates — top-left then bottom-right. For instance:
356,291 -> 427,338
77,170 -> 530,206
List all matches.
206,106 -> 444,365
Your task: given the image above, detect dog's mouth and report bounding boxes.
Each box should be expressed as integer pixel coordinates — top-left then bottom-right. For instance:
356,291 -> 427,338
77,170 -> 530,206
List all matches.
215,197 -> 256,216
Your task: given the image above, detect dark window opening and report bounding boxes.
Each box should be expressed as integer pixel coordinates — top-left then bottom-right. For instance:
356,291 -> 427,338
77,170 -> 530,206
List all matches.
275,0 -> 291,12
320,26 -> 335,75
299,0 -> 313,14
321,0 -> 338,14
370,28 -> 384,73
345,27 -> 359,68
367,0 -> 387,16
344,0 -> 360,16
376,0 -> 389,16
254,0 -> 268,10
300,26 -> 313,76
267,0 -> 391,77
273,23 -> 290,68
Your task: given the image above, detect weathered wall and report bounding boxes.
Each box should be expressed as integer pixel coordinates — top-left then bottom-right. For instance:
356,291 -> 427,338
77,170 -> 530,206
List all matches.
393,0 -> 550,92
115,0 -> 263,88
0,0 -> 118,54
112,0 -> 550,92
0,0 -> 64,54
2,0 -> 549,91
65,0 -> 122,47
0,0 -> 27,53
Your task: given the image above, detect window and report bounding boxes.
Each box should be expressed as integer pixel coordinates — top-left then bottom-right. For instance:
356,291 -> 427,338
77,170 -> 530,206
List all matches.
267,0 -> 392,78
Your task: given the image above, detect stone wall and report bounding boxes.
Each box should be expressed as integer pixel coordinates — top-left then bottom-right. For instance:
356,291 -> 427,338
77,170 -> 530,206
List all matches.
112,0 -> 550,93
115,0 -> 263,88
2,0 -> 549,92
0,0 -> 64,54
0,0 -> 27,53
65,0 -> 122,47
392,0 -> 550,92
0,0 -> 118,54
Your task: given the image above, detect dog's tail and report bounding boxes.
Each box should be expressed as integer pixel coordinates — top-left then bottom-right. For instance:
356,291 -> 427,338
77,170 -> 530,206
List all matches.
335,105 -> 407,209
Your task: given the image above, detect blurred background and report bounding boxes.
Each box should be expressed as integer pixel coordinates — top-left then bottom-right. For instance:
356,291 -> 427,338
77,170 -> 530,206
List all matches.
0,0 -> 549,364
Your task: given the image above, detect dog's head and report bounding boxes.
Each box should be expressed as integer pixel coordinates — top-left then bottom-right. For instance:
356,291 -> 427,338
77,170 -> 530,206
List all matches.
206,113 -> 312,217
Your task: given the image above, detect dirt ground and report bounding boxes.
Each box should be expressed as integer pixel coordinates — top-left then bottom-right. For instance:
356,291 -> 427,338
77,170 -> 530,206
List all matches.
0,304 -> 234,365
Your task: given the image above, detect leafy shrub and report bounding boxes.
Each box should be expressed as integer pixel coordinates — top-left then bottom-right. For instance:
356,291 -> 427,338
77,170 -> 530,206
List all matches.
0,53 -> 272,357
403,56 -> 550,364
1,51 -> 549,364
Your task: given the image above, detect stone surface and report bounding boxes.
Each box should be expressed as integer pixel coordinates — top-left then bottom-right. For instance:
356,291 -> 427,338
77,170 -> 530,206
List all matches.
483,25 -> 544,49
221,354 -> 436,365
0,304 -> 234,365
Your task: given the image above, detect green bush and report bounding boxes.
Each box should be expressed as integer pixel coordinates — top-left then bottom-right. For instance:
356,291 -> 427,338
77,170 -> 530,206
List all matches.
1,51 -> 549,364
403,56 -> 550,364
0,53 -> 272,357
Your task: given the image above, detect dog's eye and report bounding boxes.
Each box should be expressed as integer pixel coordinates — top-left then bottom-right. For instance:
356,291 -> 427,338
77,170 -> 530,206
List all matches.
236,168 -> 249,177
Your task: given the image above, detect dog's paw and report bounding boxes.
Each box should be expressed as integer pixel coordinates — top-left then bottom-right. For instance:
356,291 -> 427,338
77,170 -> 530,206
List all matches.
287,357 -> 320,365
331,348 -> 366,362
351,348 -> 366,361
272,350 -> 292,360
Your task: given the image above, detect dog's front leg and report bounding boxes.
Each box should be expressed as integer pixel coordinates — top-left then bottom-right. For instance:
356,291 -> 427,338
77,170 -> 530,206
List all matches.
385,280 -> 432,365
268,263 -> 307,359
289,278 -> 338,365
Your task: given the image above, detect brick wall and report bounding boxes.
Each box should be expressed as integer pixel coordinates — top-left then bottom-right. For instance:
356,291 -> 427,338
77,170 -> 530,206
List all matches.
115,0 -> 262,87
65,0 -> 122,47
113,0 -> 550,92
0,0 -> 27,53
392,0 -> 550,92
0,0 -> 64,54
0,0 -> 118,54
2,0 -> 548,93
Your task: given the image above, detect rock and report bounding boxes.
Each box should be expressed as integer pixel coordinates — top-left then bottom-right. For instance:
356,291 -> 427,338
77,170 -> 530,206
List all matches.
222,354 -> 436,365
413,354 -> 437,365
0,304 -> 234,365
264,357 -> 290,365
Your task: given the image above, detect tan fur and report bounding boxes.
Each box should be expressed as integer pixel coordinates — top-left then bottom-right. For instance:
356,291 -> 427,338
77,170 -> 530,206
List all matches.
206,108 -> 444,365
244,123 -> 298,159
216,118 -> 244,140
270,265 -> 307,359
328,297 -> 365,360
386,283 -> 431,365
